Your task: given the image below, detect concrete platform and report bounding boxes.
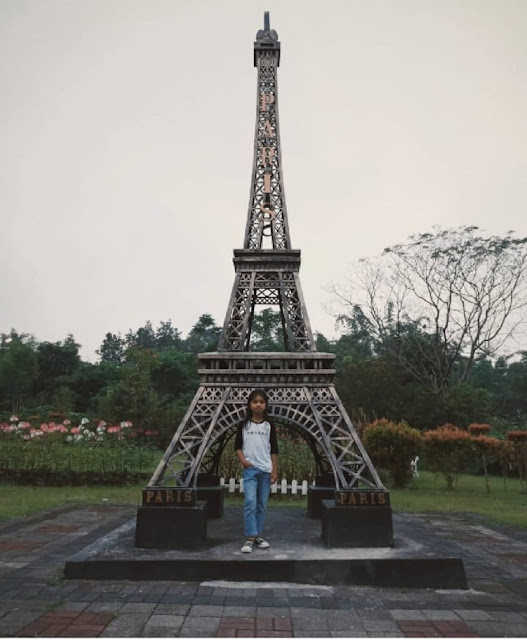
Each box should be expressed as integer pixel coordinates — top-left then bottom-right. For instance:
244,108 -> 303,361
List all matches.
64,506 -> 467,588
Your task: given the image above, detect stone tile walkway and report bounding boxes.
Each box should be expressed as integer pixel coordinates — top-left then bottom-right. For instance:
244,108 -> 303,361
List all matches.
0,503 -> 526,637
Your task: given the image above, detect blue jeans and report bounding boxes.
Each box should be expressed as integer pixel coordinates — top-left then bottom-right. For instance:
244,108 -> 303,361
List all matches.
243,467 -> 271,537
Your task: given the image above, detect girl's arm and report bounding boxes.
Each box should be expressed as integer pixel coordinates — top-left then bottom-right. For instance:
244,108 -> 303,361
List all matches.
234,423 -> 253,468
270,424 -> 279,483
271,453 -> 278,484
236,448 -> 253,468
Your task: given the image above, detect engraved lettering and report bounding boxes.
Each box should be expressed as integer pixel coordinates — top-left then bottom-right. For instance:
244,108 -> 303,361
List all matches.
260,202 -> 275,220
378,492 -> 386,505
260,92 -> 275,111
359,493 -> 368,505
263,119 -> 275,137
165,490 -> 174,503
184,490 -> 193,503
145,490 -> 154,504
154,491 -> 164,503
347,493 -> 357,505
261,147 -> 275,166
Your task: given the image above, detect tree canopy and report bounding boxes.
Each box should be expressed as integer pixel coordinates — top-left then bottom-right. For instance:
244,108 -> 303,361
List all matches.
332,227 -> 527,395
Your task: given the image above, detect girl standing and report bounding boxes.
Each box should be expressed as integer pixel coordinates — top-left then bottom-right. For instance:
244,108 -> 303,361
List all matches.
234,389 -> 279,553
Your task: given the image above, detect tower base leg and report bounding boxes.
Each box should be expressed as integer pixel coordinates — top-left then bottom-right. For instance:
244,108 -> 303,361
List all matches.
321,500 -> 393,548
307,486 -> 336,519
135,502 -> 208,549
197,486 -> 224,518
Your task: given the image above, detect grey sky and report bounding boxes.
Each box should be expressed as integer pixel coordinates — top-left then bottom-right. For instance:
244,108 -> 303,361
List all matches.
1,0 -> 526,361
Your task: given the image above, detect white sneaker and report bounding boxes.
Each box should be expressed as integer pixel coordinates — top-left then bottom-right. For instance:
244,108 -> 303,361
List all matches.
241,539 -> 254,553
254,536 -> 270,549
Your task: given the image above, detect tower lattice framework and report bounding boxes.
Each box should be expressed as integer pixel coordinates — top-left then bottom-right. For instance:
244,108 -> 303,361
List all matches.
149,13 -> 383,492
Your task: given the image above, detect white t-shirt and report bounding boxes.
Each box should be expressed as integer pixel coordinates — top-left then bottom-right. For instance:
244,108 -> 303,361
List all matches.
241,420 -> 273,473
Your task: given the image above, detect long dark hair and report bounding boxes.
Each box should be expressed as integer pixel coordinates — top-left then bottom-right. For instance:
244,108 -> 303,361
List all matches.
245,389 -> 270,426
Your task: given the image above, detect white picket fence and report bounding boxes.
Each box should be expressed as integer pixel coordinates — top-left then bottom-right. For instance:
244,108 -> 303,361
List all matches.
219,457 -> 420,494
220,477 -> 309,496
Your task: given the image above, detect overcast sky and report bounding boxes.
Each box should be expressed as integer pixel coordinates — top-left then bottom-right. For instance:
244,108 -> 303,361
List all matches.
1,0 -> 526,361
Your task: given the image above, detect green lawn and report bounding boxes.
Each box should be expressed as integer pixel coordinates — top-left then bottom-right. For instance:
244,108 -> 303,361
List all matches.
0,471 -> 525,529
0,483 -> 145,522
390,470 -> 527,529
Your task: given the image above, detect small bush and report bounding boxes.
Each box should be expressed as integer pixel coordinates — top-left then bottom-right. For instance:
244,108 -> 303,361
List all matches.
471,433 -> 503,492
506,430 -> 527,492
468,423 -> 491,437
362,418 -> 422,488
422,423 -> 473,490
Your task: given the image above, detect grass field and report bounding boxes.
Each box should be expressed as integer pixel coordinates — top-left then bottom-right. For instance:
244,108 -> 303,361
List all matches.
390,470 -> 527,529
0,471 -> 525,529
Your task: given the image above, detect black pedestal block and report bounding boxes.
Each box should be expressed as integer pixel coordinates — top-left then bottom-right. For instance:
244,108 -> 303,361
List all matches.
135,502 -> 208,549
321,500 -> 393,547
197,486 -> 224,518
307,486 -> 336,519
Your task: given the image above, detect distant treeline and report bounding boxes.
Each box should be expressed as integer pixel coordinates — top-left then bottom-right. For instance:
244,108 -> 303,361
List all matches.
1,306 -> 526,448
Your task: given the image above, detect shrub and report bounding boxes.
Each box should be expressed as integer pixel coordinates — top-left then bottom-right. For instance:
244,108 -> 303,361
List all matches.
0,441 -> 158,485
468,423 -> 491,437
506,430 -> 527,492
471,433 -> 503,493
422,423 -> 474,490
362,418 -> 422,488
0,414 -> 160,485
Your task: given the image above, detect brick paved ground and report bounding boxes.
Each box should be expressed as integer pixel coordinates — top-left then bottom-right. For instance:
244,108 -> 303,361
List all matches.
0,504 -> 526,637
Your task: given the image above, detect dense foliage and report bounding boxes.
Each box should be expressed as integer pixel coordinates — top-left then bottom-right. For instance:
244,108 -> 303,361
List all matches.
0,416 -> 159,485
3,230 -> 527,487
422,424 -> 475,490
2,305 -> 527,445
362,419 -> 422,487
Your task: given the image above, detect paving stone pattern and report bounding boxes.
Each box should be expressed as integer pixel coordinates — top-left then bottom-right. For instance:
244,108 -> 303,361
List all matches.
0,505 -> 526,637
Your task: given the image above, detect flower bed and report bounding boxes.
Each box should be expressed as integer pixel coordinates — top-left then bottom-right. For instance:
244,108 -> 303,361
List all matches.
0,415 -> 160,485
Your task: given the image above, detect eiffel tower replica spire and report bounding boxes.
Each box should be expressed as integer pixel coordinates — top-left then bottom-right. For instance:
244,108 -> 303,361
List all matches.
148,12 -> 383,493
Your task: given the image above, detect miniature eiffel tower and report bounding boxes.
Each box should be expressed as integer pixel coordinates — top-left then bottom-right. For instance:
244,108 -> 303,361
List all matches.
148,13 -> 383,493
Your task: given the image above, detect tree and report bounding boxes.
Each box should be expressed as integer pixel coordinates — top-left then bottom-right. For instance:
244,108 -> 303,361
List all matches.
97,333 -> 125,365
67,361 -> 121,413
184,314 -> 220,354
332,227 -> 527,395
125,321 -> 157,350
498,352 -> 527,425
315,332 -> 333,353
34,335 -> 81,400
250,308 -> 285,351
0,335 -> 39,413
156,320 -> 183,350
97,346 -> 160,428
151,350 -> 199,398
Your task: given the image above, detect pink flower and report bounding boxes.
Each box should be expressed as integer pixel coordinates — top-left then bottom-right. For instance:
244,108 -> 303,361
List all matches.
70,427 -> 80,435
63,419 -> 71,426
